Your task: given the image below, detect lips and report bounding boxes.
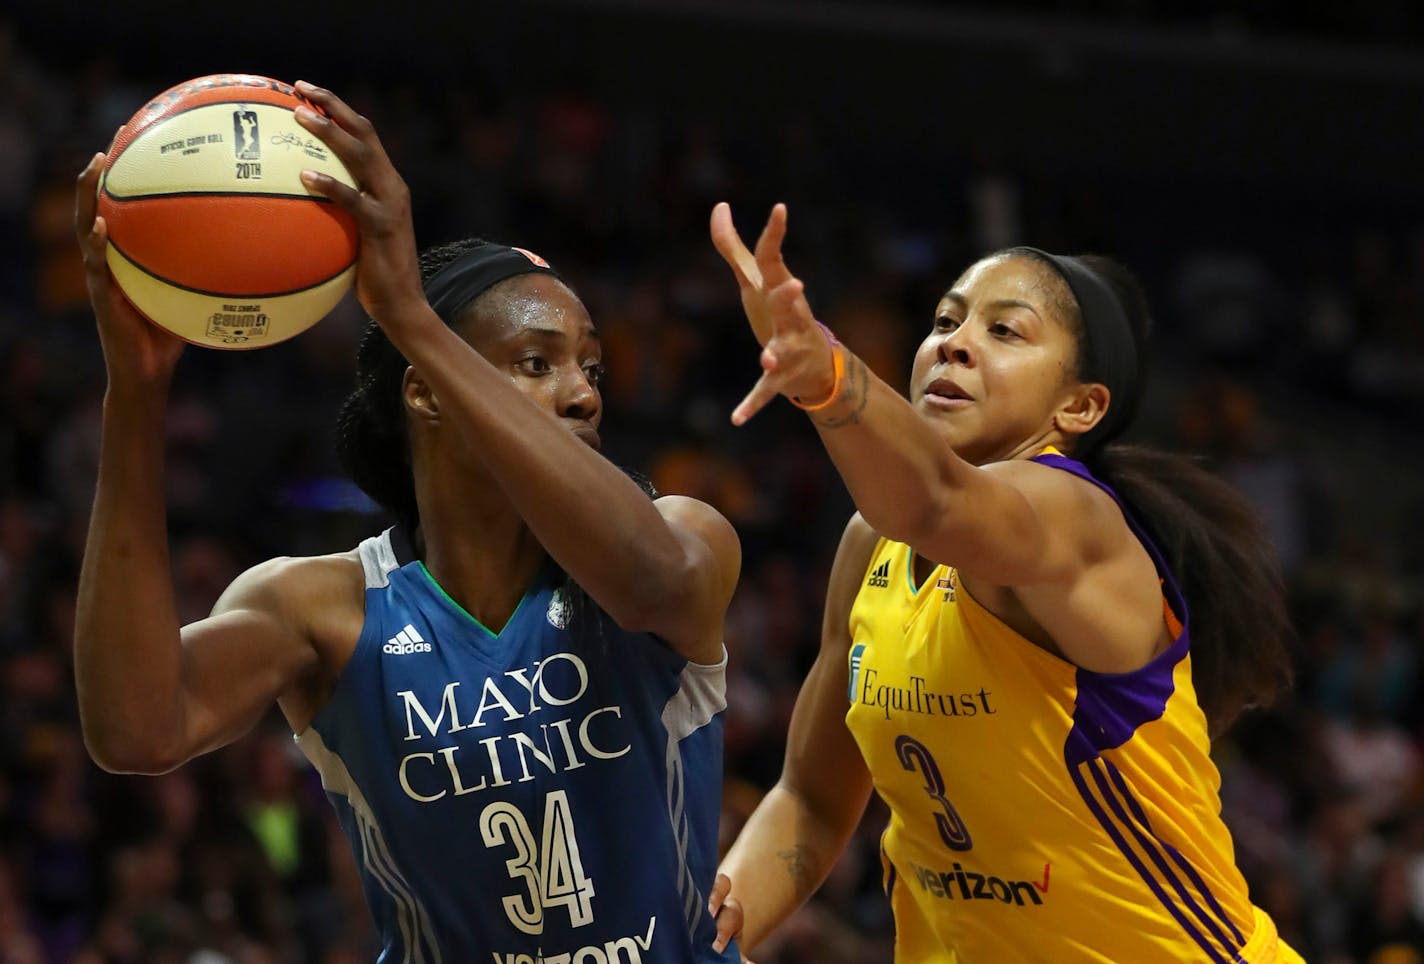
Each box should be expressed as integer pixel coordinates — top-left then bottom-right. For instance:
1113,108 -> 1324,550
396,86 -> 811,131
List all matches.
571,423 -> 602,450
924,377 -> 973,402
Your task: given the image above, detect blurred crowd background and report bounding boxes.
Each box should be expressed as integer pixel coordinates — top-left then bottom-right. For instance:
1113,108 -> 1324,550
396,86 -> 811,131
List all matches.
2,2 -> 1423,962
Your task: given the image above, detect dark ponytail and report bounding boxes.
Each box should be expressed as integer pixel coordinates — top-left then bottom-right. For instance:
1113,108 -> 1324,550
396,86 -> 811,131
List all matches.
1092,444 -> 1294,735
1013,250 -> 1295,735
334,239 -> 494,532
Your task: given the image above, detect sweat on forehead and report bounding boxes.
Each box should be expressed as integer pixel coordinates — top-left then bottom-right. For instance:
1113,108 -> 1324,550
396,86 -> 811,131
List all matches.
460,272 -> 544,316
457,274 -> 590,335
423,241 -> 561,326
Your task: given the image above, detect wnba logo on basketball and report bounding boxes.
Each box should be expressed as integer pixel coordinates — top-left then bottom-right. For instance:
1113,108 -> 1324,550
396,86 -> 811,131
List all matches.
233,109 -> 260,159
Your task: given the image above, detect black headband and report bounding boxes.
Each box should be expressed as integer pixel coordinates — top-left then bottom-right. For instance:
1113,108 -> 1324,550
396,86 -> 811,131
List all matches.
423,242 -> 561,325
1019,249 -> 1140,453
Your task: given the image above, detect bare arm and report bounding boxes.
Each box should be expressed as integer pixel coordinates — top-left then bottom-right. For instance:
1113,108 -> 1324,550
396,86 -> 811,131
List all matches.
787,344 -> 1076,588
294,83 -> 738,663
712,204 -> 1169,674
72,155 -> 322,774
711,203 -> 1103,588
714,515 -> 877,952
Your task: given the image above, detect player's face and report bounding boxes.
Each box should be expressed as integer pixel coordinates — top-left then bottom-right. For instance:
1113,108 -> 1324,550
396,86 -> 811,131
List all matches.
462,275 -> 605,450
910,255 -> 1084,465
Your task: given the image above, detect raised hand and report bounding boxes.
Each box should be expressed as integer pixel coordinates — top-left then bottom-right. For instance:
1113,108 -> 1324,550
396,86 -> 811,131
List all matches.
710,203 -> 837,425
291,81 -> 429,331
710,202 -> 787,346
75,150 -> 185,385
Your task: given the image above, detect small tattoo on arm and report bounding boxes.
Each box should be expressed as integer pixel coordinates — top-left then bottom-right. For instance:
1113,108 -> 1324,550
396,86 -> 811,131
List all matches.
813,352 -> 870,428
778,843 -> 815,889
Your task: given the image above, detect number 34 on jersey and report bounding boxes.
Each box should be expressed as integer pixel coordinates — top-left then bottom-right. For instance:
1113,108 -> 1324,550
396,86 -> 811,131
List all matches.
481,790 -> 596,934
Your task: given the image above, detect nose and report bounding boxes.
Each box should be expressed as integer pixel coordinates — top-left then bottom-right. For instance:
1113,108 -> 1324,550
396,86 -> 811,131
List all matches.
938,326 -> 974,367
558,366 -> 601,422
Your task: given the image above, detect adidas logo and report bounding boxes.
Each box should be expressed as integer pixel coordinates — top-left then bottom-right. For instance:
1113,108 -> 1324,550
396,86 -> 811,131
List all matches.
383,624 -> 432,655
866,560 -> 891,588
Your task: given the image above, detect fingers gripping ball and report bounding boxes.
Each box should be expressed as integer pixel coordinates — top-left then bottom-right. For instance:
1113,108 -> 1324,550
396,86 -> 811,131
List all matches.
97,74 -> 358,349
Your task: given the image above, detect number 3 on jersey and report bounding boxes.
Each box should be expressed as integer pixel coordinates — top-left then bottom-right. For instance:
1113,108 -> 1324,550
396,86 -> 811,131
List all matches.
480,790 -> 597,934
895,734 -> 973,851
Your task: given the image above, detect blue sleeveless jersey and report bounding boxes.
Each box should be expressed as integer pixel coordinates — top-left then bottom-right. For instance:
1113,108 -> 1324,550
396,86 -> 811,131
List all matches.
297,528 -> 739,964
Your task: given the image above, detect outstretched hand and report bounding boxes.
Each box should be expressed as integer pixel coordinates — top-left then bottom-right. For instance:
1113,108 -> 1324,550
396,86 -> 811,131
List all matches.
710,203 -> 836,425
74,149 -> 185,385
292,81 -> 429,332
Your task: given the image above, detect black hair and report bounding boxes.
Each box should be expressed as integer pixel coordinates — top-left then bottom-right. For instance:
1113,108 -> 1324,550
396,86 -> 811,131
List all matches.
999,248 -> 1295,736
334,238 -> 491,532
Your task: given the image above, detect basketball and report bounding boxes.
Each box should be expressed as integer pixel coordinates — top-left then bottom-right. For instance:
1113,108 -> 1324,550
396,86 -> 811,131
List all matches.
97,74 -> 359,349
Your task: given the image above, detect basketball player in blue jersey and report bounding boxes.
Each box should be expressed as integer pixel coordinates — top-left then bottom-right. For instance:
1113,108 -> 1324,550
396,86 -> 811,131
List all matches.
71,83 -> 740,963
705,205 -> 1302,962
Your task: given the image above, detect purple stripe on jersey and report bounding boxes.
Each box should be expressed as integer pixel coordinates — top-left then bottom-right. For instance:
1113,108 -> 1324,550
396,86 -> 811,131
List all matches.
1069,764 -> 1235,964
1105,762 -> 1248,947
1044,451 -> 1243,962
1032,451 -> 1192,767
1063,633 -> 1188,767
1089,760 -> 1246,961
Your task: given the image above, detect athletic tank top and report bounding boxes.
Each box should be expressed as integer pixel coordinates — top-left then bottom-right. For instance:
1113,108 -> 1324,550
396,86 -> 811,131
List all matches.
296,527 -> 738,964
844,451 -> 1300,963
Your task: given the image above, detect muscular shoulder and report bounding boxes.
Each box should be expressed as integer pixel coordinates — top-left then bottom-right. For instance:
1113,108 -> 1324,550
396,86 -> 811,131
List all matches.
980,458 -> 1133,570
979,460 -> 1171,671
214,550 -> 369,727
654,494 -> 741,598
654,494 -> 737,543
212,550 -> 366,640
981,457 -> 1114,516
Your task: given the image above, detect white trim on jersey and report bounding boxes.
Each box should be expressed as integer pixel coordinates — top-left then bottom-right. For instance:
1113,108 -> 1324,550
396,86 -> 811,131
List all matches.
359,528 -> 402,590
658,647 -> 730,937
296,727 -> 443,964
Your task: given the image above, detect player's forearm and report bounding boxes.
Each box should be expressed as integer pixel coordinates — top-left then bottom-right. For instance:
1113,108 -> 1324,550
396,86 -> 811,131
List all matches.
382,310 -> 703,624
719,784 -> 854,950
74,387 -> 188,772
806,349 -> 979,545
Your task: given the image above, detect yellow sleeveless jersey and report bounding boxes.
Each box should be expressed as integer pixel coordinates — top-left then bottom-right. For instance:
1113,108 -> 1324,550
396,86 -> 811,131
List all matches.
844,451 -> 1301,963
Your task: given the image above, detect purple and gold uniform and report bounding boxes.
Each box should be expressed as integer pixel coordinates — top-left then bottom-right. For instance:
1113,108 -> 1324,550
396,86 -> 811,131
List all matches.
845,450 -> 1301,963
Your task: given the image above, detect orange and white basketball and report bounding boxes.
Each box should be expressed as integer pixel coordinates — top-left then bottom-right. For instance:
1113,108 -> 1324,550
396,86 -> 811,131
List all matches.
97,74 -> 358,349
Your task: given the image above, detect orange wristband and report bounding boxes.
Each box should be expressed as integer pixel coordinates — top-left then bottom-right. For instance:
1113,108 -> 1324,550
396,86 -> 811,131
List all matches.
791,323 -> 845,411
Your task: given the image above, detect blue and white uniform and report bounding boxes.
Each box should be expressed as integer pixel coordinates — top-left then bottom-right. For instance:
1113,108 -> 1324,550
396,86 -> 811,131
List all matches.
297,527 -> 738,963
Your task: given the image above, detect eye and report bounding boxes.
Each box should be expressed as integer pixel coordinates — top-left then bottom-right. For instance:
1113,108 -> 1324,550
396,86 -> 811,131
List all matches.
934,315 -> 961,333
990,322 -> 1020,338
583,362 -> 607,385
517,355 -> 551,375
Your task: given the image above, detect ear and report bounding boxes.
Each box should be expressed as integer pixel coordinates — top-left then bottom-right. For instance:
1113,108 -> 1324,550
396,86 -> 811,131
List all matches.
402,365 -> 440,424
1054,382 -> 1110,439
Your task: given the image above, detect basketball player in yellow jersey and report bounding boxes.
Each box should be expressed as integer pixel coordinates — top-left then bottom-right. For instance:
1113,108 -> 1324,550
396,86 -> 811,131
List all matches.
704,204 -> 1302,963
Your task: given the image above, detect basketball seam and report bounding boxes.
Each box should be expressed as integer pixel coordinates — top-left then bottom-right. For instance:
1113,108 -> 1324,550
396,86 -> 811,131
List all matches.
101,190 -> 341,204
107,236 -> 354,298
